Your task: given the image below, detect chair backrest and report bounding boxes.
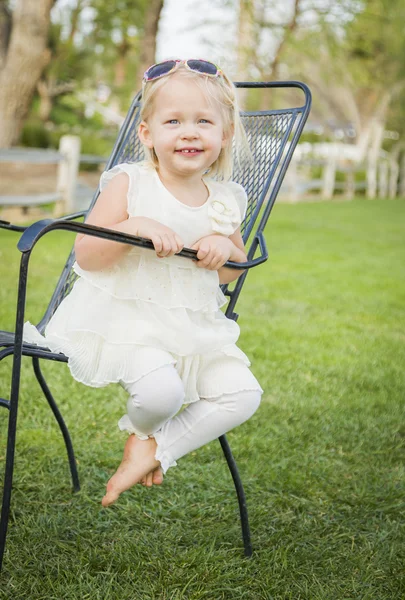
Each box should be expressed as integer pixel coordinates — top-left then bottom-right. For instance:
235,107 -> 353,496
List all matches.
38,82 -> 311,332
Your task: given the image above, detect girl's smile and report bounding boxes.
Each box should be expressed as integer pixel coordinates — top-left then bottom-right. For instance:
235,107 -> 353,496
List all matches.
175,147 -> 203,155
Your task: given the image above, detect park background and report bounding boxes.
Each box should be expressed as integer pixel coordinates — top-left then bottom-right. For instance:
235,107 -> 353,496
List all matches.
0,1 -> 404,598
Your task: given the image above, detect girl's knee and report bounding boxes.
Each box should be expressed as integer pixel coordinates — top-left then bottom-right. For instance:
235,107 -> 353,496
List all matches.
126,366 -> 185,422
235,389 -> 262,419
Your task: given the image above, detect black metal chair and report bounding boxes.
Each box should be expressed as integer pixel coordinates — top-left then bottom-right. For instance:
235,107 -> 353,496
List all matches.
0,81 -> 311,570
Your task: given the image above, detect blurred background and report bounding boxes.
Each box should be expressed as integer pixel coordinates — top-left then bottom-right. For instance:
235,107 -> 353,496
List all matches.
0,0 -> 404,217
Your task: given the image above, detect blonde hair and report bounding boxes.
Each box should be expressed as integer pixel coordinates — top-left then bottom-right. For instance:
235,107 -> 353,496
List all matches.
139,63 -> 251,181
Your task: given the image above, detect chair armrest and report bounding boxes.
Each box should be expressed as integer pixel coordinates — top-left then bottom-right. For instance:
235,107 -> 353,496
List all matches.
0,219 -> 26,233
243,231 -> 268,269
0,211 -> 86,233
17,218 -> 268,270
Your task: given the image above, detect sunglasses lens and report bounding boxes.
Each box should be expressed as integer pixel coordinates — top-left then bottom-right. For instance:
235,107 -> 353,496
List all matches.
145,60 -> 177,80
187,60 -> 218,76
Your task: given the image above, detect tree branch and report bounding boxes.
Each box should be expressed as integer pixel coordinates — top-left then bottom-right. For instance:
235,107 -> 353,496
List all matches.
271,0 -> 301,80
136,0 -> 164,88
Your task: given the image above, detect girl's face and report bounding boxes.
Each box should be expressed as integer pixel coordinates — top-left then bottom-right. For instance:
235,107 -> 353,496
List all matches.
139,73 -> 229,179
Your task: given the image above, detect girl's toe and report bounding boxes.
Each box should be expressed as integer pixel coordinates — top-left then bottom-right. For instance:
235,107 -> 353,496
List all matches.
101,490 -> 119,507
152,467 -> 163,485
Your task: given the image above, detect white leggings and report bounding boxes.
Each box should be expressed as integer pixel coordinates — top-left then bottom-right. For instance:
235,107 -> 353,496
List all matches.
119,364 -> 262,473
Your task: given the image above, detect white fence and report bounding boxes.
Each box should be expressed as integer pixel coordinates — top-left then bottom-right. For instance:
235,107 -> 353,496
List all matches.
2,139 -> 403,219
282,142 -> 405,202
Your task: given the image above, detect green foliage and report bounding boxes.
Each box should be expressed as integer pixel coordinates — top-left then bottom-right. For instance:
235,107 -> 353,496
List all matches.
345,0 -> 405,84
89,0 -> 148,94
275,0 -> 405,146
43,22 -> 92,84
1,199 -> 404,597
22,94 -> 116,161
78,132 -> 116,171
345,0 -> 405,142
51,95 -> 105,130
19,0 -> 151,136
20,115 -> 115,174
20,119 -> 51,148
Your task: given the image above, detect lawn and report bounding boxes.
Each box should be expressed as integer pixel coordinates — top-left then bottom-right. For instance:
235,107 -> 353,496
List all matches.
0,198 -> 404,599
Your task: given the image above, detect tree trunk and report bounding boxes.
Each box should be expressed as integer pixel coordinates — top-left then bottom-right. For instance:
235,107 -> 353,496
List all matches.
68,0 -> 84,43
237,0 -> 255,109
271,0 -> 301,81
356,90 -> 391,162
389,141 -> 405,198
37,77 -> 75,122
258,0 -> 301,110
135,0 -> 164,91
367,121 -> 385,199
0,0 -> 11,71
0,0 -> 54,148
114,39 -> 130,88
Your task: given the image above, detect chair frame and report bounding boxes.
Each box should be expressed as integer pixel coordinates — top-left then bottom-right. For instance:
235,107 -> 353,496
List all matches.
0,81 -> 311,570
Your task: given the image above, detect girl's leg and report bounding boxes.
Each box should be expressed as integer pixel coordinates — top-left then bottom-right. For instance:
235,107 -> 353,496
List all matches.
154,358 -> 262,472
102,366 -> 185,506
154,388 -> 261,473
102,361 -> 262,506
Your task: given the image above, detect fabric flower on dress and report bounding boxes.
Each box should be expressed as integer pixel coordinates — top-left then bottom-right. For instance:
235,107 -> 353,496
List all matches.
207,192 -> 242,236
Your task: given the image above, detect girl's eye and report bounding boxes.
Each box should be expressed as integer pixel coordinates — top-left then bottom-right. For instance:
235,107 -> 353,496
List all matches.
167,119 -> 179,124
199,119 -> 210,124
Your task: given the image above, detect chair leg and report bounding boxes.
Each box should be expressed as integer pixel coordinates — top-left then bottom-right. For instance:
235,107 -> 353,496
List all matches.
32,357 -> 80,493
0,369 -> 20,572
219,434 -> 253,558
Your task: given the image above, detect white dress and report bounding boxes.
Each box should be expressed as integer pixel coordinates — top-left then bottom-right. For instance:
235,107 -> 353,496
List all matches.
24,161 -> 262,404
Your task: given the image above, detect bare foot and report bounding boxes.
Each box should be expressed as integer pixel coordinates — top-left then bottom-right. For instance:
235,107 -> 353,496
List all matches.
101,435 -> 160,506
140,466 -> 164,487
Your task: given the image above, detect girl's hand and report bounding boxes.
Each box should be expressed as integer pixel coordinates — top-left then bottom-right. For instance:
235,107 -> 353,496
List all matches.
131,217 -> 184,258
191,234 -> 234,270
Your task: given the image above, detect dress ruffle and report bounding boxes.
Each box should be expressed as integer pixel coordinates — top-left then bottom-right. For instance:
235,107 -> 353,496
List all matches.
23,321 -> 176,387
99,163 -> 139,195
73,248 -> 227,313
23,318 -> 251,404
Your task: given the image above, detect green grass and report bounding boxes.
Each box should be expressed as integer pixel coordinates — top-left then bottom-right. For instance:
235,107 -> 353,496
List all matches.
0,198 -> 404,599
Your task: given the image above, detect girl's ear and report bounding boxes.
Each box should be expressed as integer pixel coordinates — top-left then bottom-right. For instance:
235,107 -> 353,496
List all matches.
222,124 -> 234,148
138,121 -> 154,148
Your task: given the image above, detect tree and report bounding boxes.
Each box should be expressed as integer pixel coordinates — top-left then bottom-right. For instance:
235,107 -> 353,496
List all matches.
271,0 -> 405,196
37,0 -> 91,122
89,0 -> 164,107
0,0 -> 55,147
135,0 -> 164,90
247,0 -> 303,109
0,0 -> 165,144
284,1 -> 405,150
0,0 -> 11,72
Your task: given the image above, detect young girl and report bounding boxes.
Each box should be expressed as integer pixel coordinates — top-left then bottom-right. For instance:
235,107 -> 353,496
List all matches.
24,59 -> 263,506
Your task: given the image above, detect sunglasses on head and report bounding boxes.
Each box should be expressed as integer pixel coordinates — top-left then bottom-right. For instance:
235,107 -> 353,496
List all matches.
143,59 -> 222,83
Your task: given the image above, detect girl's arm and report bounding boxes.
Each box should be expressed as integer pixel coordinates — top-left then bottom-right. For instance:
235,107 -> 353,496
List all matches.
75,173 -> 136,270
218,229 -> 247,284
75,173 -> 183,271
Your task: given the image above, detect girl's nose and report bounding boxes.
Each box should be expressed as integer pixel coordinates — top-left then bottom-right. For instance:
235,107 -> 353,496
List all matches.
180,125 -> 198,139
